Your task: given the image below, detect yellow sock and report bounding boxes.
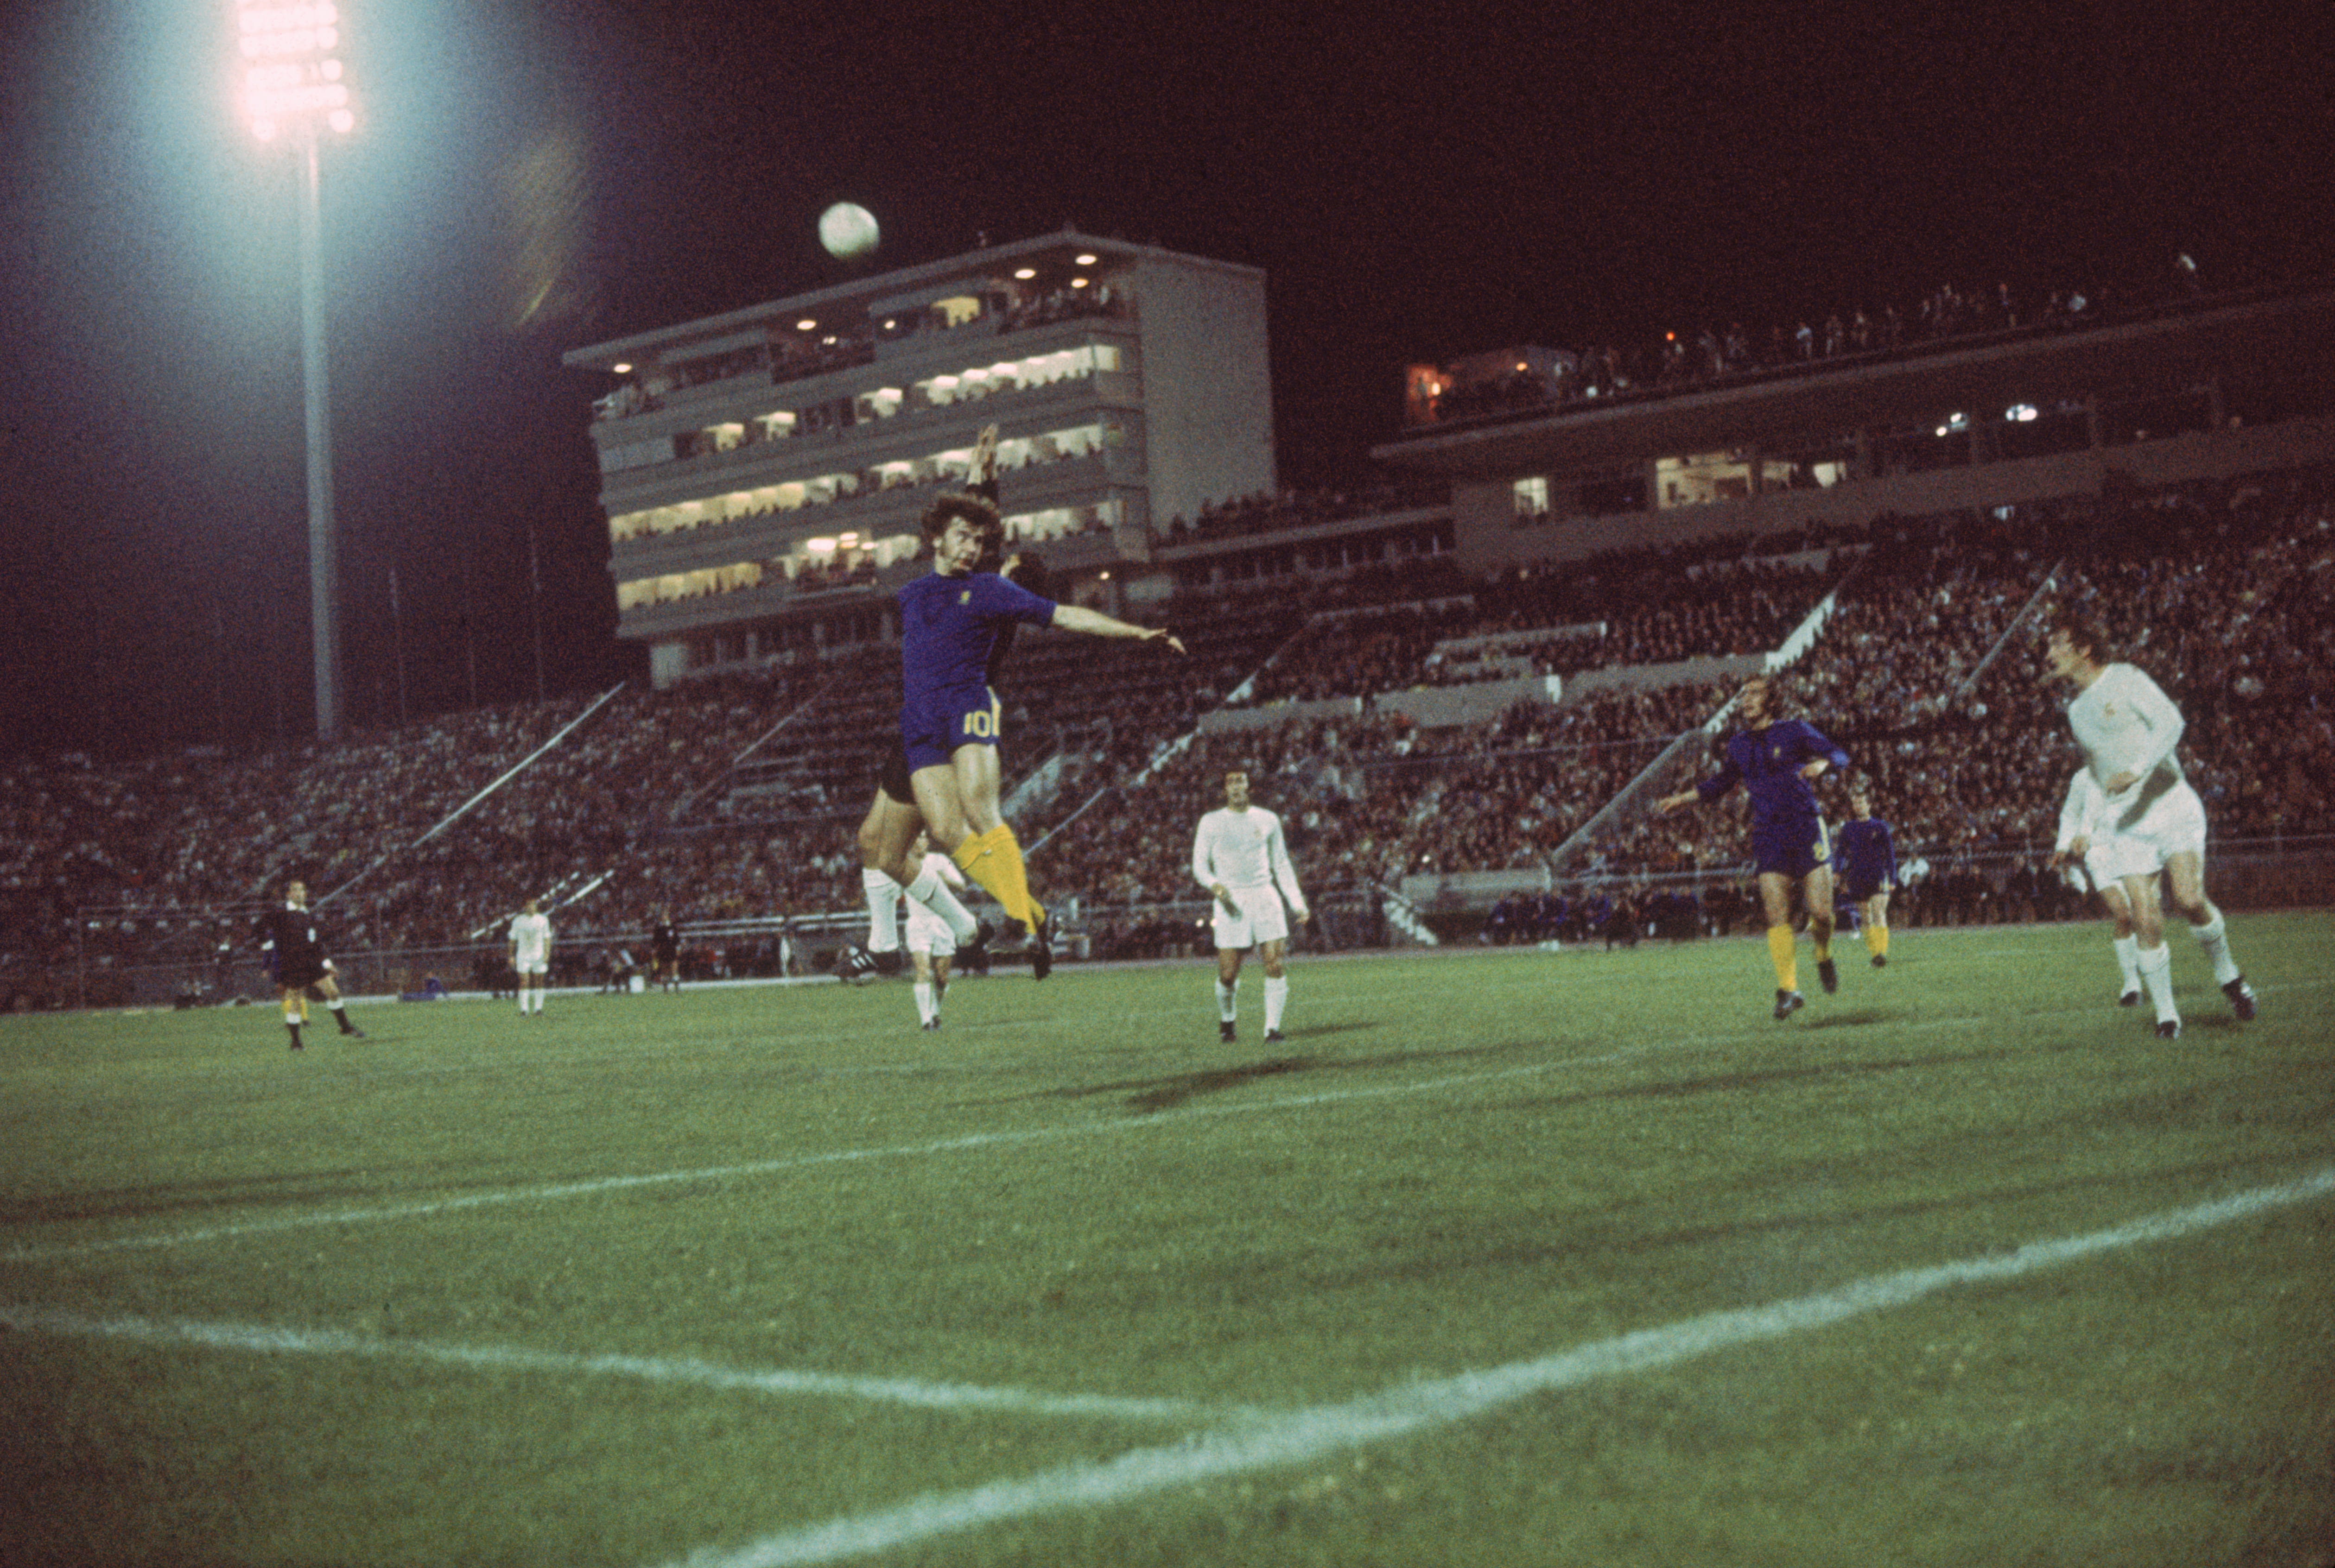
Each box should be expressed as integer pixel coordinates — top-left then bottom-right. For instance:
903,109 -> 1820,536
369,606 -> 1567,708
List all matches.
1766,925 -> 1797,992
1869,925 -> 1890,959
1812,928 -> 1832,962
952,824 -> 1045,929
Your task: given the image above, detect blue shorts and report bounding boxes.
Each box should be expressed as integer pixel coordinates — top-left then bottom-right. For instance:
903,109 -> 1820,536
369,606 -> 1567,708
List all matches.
1752,815 -> 1831,880
901,685 -> 1003,773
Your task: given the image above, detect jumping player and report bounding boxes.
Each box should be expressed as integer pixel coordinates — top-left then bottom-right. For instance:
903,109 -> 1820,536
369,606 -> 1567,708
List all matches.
880,430 -> 1187,980
843,442 -> 1041,984
1657,675 -> 1850,1019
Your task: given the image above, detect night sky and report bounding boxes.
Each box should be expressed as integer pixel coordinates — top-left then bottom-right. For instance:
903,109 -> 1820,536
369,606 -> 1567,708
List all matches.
1,0 -> 2327,759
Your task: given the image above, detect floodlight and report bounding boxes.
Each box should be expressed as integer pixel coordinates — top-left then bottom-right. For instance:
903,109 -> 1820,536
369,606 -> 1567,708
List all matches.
235,0 -> 355,140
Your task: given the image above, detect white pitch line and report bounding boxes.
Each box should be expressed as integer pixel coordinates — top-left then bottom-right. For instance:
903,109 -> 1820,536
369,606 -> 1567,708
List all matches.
14,971 -> 2288,1262
6,1051 -> 1649,1262
657,1167 -> 2335,1568
0,1304 -> 1244,1425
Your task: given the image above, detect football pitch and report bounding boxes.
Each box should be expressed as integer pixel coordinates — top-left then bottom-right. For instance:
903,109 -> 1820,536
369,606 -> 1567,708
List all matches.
4,915 -> 2331,1568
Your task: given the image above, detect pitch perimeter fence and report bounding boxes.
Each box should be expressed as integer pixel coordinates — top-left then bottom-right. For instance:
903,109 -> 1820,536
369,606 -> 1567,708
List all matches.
19,844 -> 2330,1014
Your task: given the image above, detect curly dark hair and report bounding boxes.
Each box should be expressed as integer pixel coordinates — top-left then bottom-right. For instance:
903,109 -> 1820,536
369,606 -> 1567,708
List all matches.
921,493 -> 1003,547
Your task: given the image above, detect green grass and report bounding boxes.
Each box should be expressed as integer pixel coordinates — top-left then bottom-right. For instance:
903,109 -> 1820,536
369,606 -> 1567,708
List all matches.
4,914 -> 2332,1568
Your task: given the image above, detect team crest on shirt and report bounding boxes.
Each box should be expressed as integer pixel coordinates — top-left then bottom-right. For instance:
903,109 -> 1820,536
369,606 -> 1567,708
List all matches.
959,589 -> 971,604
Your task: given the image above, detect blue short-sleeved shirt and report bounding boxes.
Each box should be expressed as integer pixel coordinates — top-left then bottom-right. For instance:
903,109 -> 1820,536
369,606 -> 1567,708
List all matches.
1694,720 -> 1851,878
1834,816 -> 1898,897
896,569 -> 1056,770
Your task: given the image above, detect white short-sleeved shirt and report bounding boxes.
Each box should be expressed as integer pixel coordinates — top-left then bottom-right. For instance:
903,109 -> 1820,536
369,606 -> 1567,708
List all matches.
510,911 -> 552,970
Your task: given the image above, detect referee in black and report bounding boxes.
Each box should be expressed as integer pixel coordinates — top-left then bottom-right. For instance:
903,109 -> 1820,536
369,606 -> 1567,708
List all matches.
253,879 -> 365,1050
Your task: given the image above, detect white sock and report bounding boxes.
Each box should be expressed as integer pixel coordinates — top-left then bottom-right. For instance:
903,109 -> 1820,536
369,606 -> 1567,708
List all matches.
2113,935 -> 2141,996
905,864 -> 979,943
1215,979 -> 1237,1023
2191,907 -> 2240,986
1263,975 -> 1289,1032
914,980 -> 935,1024
2137,942 -> 2178,1024
863,868 -> 902,954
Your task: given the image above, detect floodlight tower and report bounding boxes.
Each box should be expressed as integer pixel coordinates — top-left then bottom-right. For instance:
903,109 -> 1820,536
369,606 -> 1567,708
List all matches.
236,2 -> 357,740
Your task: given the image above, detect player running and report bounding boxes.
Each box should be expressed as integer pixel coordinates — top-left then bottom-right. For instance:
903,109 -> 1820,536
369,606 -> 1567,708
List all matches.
1657,675 -> 1850,1019
1193,769 -> 1311,1043
2044,614 -> 2254,1038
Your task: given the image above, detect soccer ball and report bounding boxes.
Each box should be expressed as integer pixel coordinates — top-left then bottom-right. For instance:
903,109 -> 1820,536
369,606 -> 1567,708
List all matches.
818,203 -> 879,260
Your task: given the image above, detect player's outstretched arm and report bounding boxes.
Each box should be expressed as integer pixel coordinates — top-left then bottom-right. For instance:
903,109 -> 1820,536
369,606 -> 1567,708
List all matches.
1050,603 -> 1187,654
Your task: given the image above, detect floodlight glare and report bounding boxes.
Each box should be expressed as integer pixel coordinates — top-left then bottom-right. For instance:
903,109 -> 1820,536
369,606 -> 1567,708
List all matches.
235,0 -> 355,139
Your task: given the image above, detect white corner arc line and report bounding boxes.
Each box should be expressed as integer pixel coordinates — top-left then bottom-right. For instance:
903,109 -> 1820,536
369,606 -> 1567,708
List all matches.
0,1305 -> 1244,1425
654,1167 -> 2335,1568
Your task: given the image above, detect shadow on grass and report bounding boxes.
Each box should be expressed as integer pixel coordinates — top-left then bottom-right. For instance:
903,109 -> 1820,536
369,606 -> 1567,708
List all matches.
1499,1038 -> 2116,1113
1798,1008 -> 1900,1030
0,1168 -> 410,1228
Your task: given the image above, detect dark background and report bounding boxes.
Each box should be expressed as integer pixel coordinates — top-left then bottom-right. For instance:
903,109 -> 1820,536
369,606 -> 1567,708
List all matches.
2,0 -> 2327,757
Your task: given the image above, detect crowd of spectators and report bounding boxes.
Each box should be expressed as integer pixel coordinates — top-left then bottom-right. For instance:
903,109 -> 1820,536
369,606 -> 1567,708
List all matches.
1414,266 -> 2221,429
1151,479 -> 1449,547
5,463 -> 2329,1004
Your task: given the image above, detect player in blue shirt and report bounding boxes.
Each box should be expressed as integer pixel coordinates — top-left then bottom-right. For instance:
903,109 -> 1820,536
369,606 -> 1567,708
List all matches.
881,430 -> 1185,978
1657,675 -> 1851,1018
1832,785 -> 1897,968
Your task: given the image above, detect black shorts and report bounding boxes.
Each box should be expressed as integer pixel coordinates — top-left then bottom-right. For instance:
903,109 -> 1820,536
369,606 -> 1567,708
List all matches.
278,961 -> 329,992
878,741 -> 915,806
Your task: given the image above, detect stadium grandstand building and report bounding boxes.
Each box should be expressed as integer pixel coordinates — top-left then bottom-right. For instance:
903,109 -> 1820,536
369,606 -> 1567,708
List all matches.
1375,284 -> 2335,570
564,229 -> 1281,687
1364,285 -> 2335,569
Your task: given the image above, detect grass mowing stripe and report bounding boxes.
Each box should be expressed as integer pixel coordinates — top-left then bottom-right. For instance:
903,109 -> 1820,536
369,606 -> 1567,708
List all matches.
656,1167 -> 2335,1568
14,970 -> 2279,1263
0,1303 -> 1246,1424
4,1051 -> 1662,1260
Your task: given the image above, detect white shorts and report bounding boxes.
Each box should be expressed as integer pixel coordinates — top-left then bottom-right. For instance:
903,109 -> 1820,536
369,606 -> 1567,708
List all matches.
1210,884 -> 1291,951
2092,781 -> 2208,883
902,902 -> 956,957
514,959 -> 548,976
